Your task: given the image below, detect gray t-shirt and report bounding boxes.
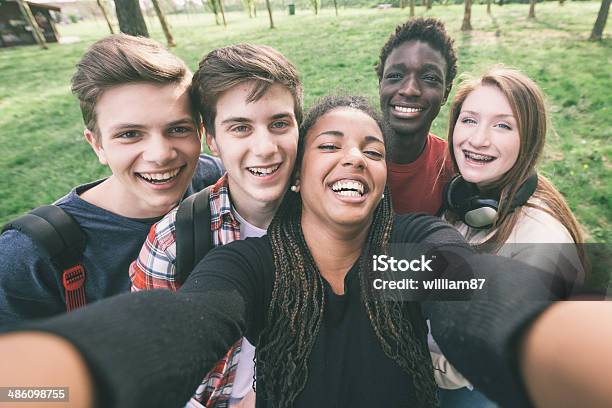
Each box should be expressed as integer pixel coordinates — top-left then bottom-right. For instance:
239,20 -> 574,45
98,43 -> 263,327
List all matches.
0,154 -> 223,327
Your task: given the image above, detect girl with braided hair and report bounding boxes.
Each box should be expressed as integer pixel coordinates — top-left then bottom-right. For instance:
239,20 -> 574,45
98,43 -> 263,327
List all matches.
0,95 -> 584,408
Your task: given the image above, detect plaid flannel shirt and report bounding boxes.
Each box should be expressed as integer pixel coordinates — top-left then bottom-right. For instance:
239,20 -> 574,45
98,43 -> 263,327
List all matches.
129,174 -> 244,408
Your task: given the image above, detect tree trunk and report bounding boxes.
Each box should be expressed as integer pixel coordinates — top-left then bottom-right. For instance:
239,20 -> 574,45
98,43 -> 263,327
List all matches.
218,0 -> 227,26
426,0 -> 432,10
265,0 -> 274,28
559,0 -> 565,5
410,0 -> 415,16
16,0 -> 47,49
208,0 -> 220,25
253,1 -> 257,17
400,0 -> 405,9
590,0 -> 610,40
333,0 -> 338,15
487,0 -> 491,13
151,0 -> 175,46
96,0 -> 115,33
528,0 -> 536,19
114,0 -> 149,36
461,0 -> 472,31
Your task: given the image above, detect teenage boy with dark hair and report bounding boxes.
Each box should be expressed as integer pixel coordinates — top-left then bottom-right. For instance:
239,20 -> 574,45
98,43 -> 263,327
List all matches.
376,19 -> 496,407
376,17 -> 458,215
0,34 -> 222,325
129,43 -> 302,408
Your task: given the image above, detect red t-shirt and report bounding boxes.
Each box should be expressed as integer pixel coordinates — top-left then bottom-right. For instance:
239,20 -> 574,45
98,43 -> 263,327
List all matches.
387,133 -> 455,215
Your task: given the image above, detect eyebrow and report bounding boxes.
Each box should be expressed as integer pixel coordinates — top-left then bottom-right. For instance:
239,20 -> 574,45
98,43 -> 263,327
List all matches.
109,117 -> 194,133
220,112 -> 294,125
461,110 -> 515,119
315,130 -> 384,144
384,63 -> 444,75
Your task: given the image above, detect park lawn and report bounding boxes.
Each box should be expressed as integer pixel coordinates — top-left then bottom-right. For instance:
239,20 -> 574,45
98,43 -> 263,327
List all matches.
0,2 -> 610,243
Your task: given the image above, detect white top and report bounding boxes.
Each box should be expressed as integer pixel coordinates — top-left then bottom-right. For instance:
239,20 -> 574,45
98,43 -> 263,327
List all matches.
430,198 -> 584,390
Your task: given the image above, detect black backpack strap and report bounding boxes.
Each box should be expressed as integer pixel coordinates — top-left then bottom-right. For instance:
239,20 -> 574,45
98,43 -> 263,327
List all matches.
175,186 -> 213,284
2,205 -> 87,311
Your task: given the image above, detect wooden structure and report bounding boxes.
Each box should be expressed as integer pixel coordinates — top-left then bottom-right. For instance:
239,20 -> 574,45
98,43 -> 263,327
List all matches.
0,0 -> 61,47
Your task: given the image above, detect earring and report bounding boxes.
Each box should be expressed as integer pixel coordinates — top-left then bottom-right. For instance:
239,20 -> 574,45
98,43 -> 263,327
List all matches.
291,185 -> 300,192
381,193 -> 385,200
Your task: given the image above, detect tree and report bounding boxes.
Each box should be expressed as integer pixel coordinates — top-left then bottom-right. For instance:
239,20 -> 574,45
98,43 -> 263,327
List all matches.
410,0 -> 415,17
96,0 -> 115,34
528,0 -> 536,19
243,0 -> 255,18
333,0 -> 338,16
265,0 -> 274,28
461,0 -> 472,31
487,0 -> 491,14
15,0 -> 47,49
205,0 -> 220,25
400,0 -> 405,9
426,0 -> 432,10
150,0 -> 175,46
218,0 -> 227,26
114,0 -> 149,36
590,0 -> 610,40
310,0 -> 319,15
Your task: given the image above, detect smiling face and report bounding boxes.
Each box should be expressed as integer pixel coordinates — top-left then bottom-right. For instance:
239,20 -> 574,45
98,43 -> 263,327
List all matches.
207,82 -> 298,214
85,81 -> 201,218
299,108 -> 387,230
452,85 -> 521,189
379,40 -> 447,141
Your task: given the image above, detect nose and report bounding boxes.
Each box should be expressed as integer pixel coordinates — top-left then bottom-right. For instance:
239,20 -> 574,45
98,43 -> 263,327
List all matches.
398,75 -> 421,97
467,124 -> 491,148
142,134 -> 178,165
342,147 -> 366,169
251,128 -> 278,158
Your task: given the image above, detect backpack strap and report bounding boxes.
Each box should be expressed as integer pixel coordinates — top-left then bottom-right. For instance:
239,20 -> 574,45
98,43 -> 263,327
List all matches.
175,186 -> 213,284
2,205 -> 87,311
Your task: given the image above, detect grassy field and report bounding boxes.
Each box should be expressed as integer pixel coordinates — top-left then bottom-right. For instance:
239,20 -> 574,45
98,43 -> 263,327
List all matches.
0,2 -> 610,242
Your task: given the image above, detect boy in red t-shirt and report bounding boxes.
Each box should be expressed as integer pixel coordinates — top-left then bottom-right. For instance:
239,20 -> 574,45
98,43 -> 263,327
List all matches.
376,18 -> 458,214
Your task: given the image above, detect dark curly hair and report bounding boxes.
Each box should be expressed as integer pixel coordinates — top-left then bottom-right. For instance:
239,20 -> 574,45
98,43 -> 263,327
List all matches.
255,95 -> 438,408
375,18 -> 458,100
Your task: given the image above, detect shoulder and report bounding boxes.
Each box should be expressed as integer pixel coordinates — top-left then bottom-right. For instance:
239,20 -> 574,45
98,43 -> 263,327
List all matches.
510,200 -> 574,244
150,207 -> 179,251
188,154 -> 225,195
428,133 -> 448,149
392,214 -> 464,245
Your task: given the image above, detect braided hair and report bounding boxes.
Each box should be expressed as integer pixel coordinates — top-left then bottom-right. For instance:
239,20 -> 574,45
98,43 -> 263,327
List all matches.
256,95 -> 438,407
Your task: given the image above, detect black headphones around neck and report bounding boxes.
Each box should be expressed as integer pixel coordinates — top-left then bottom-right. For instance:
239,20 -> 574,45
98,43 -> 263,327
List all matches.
443,173 -> 538,229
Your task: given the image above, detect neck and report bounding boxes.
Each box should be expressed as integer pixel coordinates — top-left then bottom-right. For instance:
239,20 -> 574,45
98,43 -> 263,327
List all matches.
231,192 -> 282,230
390,130 -> 428,164
300,211 -> 371,295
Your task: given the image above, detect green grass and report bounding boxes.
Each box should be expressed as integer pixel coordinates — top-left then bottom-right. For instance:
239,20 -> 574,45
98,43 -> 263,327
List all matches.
1,2 -> 610,242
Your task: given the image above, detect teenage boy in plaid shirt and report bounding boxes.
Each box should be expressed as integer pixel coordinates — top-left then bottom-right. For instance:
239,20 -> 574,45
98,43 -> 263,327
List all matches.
129,44 -> 303,408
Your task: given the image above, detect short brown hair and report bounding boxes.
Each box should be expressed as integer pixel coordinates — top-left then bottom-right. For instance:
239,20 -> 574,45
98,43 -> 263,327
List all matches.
191,43 -> 303,137
71,34 -> 192,137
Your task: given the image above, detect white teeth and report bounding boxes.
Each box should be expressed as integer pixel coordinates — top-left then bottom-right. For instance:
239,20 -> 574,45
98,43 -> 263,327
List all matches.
394,106 -> 423,113
139,168 -> 181,182
464,151 -> 495,162
331,180 -> 365,196
248,164 -> 280,176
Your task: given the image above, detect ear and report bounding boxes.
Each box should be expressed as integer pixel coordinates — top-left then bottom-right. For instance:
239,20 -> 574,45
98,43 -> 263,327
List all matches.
205,131 -> 220,156
84,128 -> 108,165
